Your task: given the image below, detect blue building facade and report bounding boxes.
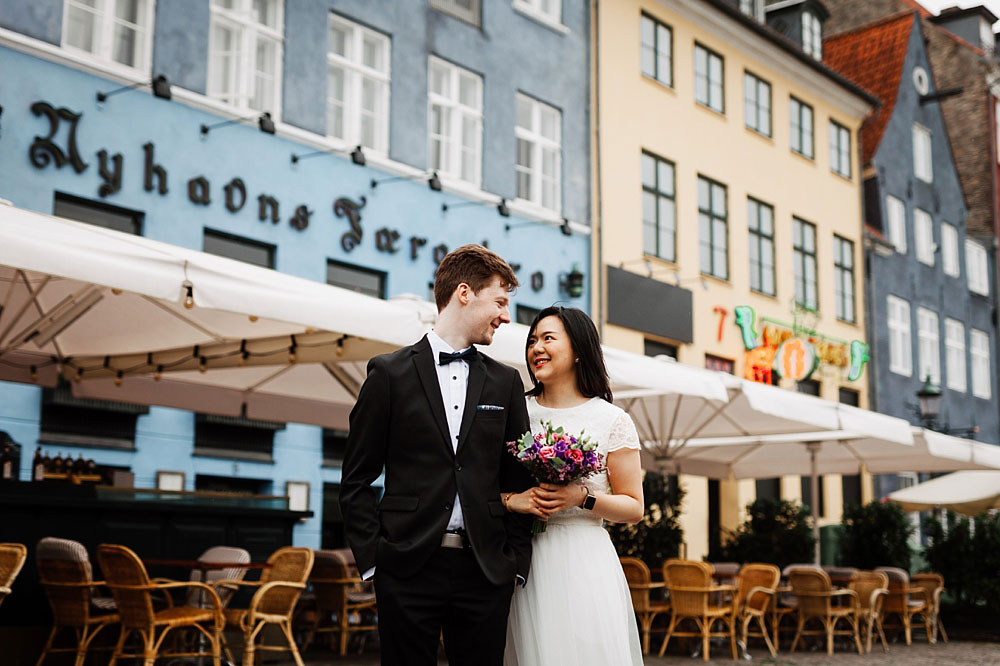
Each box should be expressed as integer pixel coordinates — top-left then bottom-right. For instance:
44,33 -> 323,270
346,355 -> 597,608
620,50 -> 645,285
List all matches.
0,0 -> 591,548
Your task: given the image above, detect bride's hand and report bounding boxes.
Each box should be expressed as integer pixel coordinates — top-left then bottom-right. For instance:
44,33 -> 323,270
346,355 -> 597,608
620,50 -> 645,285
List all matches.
505,488 -> 549,518
535,483 -> 587,514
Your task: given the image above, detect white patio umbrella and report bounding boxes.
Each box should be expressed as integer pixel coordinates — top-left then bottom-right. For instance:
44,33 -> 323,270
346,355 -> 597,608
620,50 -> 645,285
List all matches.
888,470 -> 1000,515
0,202 -> 429,427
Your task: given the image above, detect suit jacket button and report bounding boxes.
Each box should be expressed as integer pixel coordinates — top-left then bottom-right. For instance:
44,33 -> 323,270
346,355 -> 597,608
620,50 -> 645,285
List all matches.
444,504 -> 452,511
455,464 -> 462,472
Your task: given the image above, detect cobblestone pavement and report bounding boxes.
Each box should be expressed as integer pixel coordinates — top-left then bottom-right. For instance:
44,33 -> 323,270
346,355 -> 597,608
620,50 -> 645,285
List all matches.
295,640 -> 1000,665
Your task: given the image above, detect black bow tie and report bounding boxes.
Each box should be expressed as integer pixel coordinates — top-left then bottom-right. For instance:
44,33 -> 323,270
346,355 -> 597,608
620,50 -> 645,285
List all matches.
438,347 -> 478,365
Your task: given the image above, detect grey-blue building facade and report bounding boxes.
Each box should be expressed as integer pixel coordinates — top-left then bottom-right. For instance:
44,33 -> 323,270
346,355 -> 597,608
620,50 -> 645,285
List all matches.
0,0 -> 592,549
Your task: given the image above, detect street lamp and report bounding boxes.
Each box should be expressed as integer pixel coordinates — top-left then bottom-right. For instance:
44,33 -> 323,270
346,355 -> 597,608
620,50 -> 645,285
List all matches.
916,375 -> 942,428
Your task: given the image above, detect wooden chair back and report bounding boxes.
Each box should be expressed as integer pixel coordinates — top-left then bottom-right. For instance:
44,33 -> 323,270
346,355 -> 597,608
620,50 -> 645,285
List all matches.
257,546 -> 313,616
875,566 -> 911,613
311,549 -> 352,615
187,545 -> 249,607
0,542 -> 27,590
97,544 -> 155,629
620,557 -> 653,612
850,571 -> 888,612
663,559 -> 712,615
911,573 -> 943,599
788,567 -> 833,617
37,537 -> 94,627
738,563 -> 779,612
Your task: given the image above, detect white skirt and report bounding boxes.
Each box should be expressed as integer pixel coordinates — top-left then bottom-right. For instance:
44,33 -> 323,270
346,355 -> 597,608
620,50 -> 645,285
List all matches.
504,522 -> 644,666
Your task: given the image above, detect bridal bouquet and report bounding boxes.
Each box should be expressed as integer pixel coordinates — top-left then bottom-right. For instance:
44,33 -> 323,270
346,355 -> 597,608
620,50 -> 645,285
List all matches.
507,420 -> 605,533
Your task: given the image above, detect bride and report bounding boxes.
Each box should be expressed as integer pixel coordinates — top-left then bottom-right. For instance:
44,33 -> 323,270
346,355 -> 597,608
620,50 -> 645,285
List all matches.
502,306 -> 644,666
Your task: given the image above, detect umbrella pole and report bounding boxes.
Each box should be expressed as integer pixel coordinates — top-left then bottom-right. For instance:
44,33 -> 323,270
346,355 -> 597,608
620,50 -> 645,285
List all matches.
808,442 -> 821,565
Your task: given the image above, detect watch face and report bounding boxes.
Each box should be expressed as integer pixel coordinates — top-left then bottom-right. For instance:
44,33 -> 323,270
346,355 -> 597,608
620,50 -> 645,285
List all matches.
583,493 -> 597,510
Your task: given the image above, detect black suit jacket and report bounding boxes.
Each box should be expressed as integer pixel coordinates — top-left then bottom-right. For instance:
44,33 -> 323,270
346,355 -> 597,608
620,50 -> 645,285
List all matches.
340,335 -> 534,585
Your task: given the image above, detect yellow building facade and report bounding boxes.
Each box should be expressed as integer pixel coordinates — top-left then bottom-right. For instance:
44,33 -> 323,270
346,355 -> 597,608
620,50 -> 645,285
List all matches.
591,0 -> 876,560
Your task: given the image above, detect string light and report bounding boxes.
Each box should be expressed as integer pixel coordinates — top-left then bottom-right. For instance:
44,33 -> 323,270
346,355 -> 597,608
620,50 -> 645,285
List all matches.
289,335 -> 298,363
239,340 -> 249,366
199,356 -> 207,373
249,315 -> 259,322
29,365 -> 38,382
114,370 -> 124,387
183,283 -> 195,309
154,365 -> 163,381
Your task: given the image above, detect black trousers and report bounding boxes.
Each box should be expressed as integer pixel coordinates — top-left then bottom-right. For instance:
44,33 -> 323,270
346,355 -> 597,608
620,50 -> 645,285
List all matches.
374,546 -> 514,666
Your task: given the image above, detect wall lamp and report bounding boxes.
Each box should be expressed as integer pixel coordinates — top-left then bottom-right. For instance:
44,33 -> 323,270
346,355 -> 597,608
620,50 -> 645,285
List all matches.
201,111 -> 275,137
560,264 -> 585,298
291,144 -> 365,166
97,75 -> 172,103
371,171 -> 442,191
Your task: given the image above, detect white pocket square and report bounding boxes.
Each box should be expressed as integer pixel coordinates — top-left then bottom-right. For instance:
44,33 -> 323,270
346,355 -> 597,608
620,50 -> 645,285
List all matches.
476,404 -> 504,411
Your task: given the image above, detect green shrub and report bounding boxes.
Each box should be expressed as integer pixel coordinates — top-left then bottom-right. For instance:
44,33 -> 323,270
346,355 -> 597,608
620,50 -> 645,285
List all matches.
838,501 -> 913,570
608,472 -> 684,571
712,498 -> 815,569
924,511 -> 1000,612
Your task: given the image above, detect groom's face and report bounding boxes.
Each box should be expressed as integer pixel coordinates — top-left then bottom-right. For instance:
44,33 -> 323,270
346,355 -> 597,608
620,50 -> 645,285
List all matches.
461,275 -> 511,345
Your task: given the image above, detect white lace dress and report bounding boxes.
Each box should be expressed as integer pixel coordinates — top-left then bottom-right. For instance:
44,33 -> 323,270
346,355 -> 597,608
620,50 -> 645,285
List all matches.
504,396 -> 644,666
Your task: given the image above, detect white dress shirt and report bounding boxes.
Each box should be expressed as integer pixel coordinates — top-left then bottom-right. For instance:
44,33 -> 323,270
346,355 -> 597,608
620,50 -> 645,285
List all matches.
426,329 -> 470,532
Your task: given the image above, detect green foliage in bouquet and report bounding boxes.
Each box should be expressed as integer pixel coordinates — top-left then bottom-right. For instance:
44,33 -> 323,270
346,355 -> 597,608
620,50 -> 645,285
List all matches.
924,511 -> 1000,612
607,472 -> 685,571
713,498 -> 815,569
838,501 -> 913,571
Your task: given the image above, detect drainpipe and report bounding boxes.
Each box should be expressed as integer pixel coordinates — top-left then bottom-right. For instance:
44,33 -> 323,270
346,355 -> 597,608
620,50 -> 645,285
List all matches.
592,0 -> 604,337
808,441 -> 821,565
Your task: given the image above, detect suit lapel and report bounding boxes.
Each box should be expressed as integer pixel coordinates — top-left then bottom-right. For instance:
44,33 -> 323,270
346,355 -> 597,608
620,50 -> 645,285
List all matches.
456,353 -> 486,455
412,336 -> 453,453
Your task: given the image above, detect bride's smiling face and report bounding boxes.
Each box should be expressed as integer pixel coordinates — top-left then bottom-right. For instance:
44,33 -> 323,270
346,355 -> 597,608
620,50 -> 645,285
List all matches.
527,315 -> 576,385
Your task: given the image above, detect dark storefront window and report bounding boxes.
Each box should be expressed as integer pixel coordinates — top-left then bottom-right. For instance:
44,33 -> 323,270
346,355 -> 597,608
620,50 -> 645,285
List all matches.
797,379 -> 820,396
755,477 -> 781,501
193,413 -> 284,462
327,259 -> 386,299
842,474 -> 862,508
705,354 -> 734,374
800,475 -> 825,517
323,429 -> 348,466
39,380 -> 148,450
203,229 -> 275,268
645,339 -> 678,360
195,474 -> 270,495
516,305 -> 542,326
54,192 -> 143,235
838,387 -> 859,406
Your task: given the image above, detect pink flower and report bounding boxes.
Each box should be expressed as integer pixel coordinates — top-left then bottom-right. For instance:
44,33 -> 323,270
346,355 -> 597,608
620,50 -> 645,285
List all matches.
538,446 -> 556,460
568,449 -> 584,463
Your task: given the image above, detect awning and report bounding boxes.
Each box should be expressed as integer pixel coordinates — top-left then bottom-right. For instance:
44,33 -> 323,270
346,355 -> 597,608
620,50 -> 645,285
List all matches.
888,470 -> 1000,515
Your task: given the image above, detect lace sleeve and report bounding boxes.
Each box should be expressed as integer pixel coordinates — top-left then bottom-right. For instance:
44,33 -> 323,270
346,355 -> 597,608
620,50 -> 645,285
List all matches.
606,410 -> 641,452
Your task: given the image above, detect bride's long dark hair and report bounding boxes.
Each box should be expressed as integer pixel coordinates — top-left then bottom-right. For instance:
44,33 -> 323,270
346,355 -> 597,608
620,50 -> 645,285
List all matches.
524,306 -> 613,403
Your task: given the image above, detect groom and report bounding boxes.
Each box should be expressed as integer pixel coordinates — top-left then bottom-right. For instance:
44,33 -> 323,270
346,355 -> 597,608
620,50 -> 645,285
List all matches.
340,244 -> 534,666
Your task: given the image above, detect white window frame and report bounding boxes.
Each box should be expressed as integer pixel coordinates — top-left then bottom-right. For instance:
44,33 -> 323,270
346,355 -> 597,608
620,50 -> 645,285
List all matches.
739,0 -> 764,21
208,0 -> 284,116
913,123 -> 933,183
829,120 -> 851,177
513,0 -> 562,27
801,10 -> 822,59
945,318 -> 966,393
914,208 -> 935,266
326,14 -> 391,155
515,94 -> 562,214
427,57 -> 483,187
61,0 -> 155,73
941,223 -> 960,277
966,239 -> 990,296
431,0 -> 481,26
971,328 -> 992,399
917,307 -> 940,386
640,13 -> 673,87
887,295 -> 912,377
885,195 -> 907,254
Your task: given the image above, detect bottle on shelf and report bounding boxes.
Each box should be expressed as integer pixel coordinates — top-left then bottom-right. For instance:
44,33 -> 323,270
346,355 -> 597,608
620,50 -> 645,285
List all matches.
33,447 -> 45,481
51,452 -> 64,475
1,445 -> 12,480
72,454 -> 86,476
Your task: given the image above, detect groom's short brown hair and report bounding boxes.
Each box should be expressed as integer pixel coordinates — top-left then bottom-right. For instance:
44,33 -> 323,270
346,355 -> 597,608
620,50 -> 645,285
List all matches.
433,244 -> 518,312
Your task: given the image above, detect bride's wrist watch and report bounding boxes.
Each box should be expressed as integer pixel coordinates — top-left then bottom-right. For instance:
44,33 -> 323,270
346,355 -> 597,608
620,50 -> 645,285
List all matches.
579,485 -> 596,511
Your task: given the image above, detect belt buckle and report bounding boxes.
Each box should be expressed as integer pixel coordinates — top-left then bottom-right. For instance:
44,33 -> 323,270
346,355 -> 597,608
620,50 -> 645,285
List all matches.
441,532 -> 465,549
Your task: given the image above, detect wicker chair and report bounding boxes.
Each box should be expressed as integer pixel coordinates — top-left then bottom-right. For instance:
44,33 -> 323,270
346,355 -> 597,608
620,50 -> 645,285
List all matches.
619,557 -> 668,655
300,549 -> 377,655
184,546 -> 251,609
788,567 -> 863,655
876,566 -> 932,645
849,570 -> 889,653
735,563 -> 779,657
97,543 -> 224,666
35,538 -> 120,666
0,542 -> 27,608
911,573 -> 948,644
658,559 -> 738,661
771,563 -> 816,650
215,546 -> 313,666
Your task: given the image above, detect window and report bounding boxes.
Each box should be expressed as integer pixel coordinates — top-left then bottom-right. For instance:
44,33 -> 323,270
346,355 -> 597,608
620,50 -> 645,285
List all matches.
838,387 -> 859,406
829,120 -> 851,177
744,71 -> 771,136
747,197 -> 775,296
797,378 -> 820,396
917,307 -> 940,385
914,208 -> 935,266
54,192 -> 143,235
913,123 -> 933,182
39,379 -> 148,450
793,218 -> 817,311
194,412 -> 284,461
694,43 -> 724,113
196,474 -> 269,495
514,0 -> 561,23
739,0 -> 763,20
971,328 -> 992,398
327,259 -> 385,298
705,354 -> 734,373
981,18 -> 995,55
640,13 -> 673,86
755,478 -> 780,501
431,0 -> 480,26
941,223 -> 960,277
966,239 -> 990,295
62,0 -> 154,71
327,14 -> 390,153
516,305 -> 541,325
945,318 -> 966,393
698,176 -> 728,280
887,295 -> 912,376
885,195 -> 907,254
203,229 -> 275,268
790,97 -> 814,158
428,57 -> 483,185
645,339 -> 679,360
834,235 -> 855,323
801,475 -> 825,517
642,152 -> 676,262
801,10 -> 822,59
208,0 -> 283,113
322,429 -> 348,465
516,94 -> 562,212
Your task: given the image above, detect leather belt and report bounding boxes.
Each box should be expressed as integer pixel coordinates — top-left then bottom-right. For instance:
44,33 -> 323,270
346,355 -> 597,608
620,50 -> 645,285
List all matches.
441,530 -> 468,549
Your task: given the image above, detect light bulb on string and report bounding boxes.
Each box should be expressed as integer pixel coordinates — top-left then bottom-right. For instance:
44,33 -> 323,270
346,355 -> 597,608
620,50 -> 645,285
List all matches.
183,283 -> 195,309
30,365 -> 38,382
154,365 -> 163,381
199,356 -> 207,373
74,368 -> 83,383
114,370 -> 124,387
